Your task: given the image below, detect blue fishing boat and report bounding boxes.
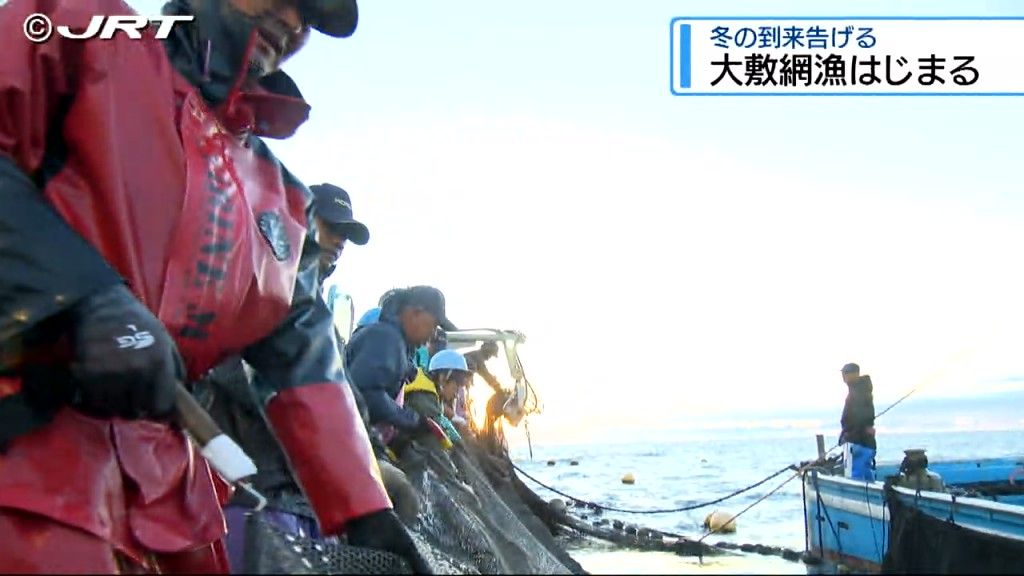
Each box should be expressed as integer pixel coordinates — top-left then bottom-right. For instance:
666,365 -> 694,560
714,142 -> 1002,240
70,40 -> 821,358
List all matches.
802,448 -> 1024,573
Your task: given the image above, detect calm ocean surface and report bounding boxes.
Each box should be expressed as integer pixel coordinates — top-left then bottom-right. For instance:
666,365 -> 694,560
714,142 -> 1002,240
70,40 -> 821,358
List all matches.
510,429 -> 1024,574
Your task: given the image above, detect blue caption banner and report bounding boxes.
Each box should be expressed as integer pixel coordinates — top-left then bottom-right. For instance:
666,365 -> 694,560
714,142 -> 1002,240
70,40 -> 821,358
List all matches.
669,17 -> 1024,96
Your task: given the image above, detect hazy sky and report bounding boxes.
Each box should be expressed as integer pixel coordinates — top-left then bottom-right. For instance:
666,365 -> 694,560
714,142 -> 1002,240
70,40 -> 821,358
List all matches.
127,0 -> 1024,444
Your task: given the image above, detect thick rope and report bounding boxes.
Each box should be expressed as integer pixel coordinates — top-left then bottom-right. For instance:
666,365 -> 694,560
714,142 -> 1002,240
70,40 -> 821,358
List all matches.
512,461 -> 797,514
696,470 -> 802,545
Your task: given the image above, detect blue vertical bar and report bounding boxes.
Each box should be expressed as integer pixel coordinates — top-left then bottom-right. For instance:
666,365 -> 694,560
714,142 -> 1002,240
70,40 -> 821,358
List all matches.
678,24 -> 692,89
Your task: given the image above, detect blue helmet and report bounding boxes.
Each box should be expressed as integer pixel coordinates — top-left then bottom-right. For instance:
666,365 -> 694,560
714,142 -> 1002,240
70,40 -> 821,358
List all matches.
428,349 -> 469,373
356,307 -> 381,328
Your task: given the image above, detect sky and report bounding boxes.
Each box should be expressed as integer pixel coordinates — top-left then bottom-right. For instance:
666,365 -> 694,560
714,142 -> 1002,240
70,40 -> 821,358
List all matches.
127,0 -> 1024,445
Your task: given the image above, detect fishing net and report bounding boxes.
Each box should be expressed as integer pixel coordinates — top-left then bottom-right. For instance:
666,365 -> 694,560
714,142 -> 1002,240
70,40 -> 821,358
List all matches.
240,436 -> 586,574
882,485 -> 1024,574
243,512 -> 414,574
401,439 -> 583,574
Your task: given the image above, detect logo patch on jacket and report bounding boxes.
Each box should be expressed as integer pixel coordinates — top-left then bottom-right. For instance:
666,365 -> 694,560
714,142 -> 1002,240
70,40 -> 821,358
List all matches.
257,212 -> 291,261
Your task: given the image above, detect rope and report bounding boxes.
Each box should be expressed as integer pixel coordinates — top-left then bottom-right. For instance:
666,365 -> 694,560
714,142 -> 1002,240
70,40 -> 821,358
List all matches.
697,468 -> 802,545
511,461 -> 797,515
810,471 -> 843,556
864,482 -> 881,563
801,469 -> 810,553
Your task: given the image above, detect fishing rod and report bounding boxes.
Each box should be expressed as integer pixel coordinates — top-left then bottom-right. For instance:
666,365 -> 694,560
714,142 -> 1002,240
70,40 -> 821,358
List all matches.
875,386 -> 920,420
823,383 -> 931,454
827,346 -> 979,451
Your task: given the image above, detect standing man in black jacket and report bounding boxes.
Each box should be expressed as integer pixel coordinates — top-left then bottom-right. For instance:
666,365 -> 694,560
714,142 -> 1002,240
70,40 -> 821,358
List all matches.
840,363 -> 877,481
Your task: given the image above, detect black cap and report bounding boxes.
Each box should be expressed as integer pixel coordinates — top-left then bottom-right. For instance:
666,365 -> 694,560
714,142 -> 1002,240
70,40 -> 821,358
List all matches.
300,0 -> 359,38
310,183 -> 369,245
404,285 -> 457,332
841,363 -> 860,374
379,288 -> 402,307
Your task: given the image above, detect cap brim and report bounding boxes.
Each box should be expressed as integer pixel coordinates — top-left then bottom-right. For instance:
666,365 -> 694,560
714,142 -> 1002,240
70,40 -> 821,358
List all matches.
313,21 -> 357,38
438,317 -> 457,332
308,0 -> 358,38
331,220 -> 370,245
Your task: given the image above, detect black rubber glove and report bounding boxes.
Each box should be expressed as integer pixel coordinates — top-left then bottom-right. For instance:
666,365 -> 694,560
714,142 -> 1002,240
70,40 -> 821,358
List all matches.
347,509 -> 434,574
67,284 -> 182,420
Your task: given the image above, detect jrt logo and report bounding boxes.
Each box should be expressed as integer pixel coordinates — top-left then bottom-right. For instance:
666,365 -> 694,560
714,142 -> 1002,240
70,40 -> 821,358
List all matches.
23,13 -> 194,44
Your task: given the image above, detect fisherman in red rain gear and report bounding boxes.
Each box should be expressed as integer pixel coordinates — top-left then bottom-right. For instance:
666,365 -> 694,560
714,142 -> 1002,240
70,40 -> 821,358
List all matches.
0,0 -> 429,572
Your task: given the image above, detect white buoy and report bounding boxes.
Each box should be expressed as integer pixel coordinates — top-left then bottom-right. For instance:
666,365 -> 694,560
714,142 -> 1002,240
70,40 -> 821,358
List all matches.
704,510 -> 737,533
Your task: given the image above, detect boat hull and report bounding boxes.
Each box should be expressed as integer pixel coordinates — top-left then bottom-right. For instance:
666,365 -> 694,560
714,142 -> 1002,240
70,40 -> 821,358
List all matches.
803,457 -> 1024,574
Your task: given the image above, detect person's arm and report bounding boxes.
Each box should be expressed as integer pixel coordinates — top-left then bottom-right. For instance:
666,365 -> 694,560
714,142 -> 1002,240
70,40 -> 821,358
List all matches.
0,0 -> 125,349
476,363 -> 505,395
335,330 -> 389,460
856,389 -> 876,437
0,1 -> 191,446
346,331 -> 422,431
403,391 -> 441,421
243,194 -> 390,536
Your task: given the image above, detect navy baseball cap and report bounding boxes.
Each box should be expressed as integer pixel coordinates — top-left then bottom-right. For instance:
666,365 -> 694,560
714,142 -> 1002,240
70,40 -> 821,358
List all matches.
841,363 -> 860,374
310,183 -> 369,245
405,286 -> 457,332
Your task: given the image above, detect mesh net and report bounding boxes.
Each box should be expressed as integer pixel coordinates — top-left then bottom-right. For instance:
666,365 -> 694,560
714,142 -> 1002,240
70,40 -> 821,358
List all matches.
244,512 -> 415,574
399,438 -> 582,574
882,485 -> 1024,574
241,436 -> 585,574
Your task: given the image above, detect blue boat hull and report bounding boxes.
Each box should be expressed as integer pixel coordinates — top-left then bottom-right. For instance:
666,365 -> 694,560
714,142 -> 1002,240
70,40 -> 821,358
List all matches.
803,457 -> 1024,573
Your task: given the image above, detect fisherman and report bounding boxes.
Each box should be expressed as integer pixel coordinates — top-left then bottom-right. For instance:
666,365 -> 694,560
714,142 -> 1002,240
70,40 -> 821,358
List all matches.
196,181 -> 420,568
304,185 -> 420,525
465,342 -> 511,442
310,183 -> 370,279
839,363 -> 877,481
346,286 -> 456,450
312,182 -> 368,341
0,0 -> 428,572
403,349 -> 474,447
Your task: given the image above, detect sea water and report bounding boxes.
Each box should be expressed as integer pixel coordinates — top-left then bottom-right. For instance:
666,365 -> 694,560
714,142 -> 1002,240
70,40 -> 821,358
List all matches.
511,429 -> 1024,574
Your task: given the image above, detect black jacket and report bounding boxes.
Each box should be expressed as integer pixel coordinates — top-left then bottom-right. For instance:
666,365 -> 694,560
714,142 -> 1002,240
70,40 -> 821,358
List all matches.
345,311 -> 421,431
841,375 -> 876,449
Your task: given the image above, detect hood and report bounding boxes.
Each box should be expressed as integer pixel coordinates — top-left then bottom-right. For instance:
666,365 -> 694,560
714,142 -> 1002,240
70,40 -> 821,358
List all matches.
160,0 -> 311,139
850,375 -> 873,394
